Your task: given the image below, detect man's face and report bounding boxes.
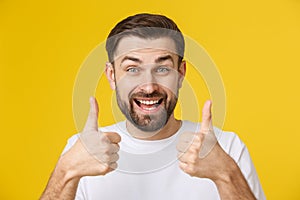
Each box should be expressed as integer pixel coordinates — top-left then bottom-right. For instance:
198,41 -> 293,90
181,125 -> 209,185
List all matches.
107,36 -> 185,132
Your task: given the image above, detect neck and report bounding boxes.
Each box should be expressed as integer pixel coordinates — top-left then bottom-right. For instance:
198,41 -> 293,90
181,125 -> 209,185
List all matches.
125,114 -> 182,140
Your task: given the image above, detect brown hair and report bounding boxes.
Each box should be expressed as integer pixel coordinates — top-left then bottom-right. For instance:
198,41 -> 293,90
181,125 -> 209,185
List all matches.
105,13 -> 185,64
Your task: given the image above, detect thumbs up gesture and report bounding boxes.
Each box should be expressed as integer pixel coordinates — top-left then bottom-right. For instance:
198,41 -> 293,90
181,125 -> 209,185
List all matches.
61,97 -> 121,178
176,100 -> 235,181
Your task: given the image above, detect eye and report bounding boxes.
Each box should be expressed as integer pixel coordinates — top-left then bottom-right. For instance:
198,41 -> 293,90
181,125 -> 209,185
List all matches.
156,66 -> 170,73
127,67 -> 139,73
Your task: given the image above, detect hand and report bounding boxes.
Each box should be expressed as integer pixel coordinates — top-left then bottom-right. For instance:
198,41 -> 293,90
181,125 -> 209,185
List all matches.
176,100 -> 235,182
60,97 -> 121,178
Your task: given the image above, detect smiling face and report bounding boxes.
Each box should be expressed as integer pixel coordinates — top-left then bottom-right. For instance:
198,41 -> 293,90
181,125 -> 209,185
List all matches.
106,36 -> 186,132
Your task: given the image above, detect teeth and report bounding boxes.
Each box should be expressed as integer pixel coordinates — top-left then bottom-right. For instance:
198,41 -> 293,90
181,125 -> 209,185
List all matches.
137,100 -> 159,105
143,107 -> 156,111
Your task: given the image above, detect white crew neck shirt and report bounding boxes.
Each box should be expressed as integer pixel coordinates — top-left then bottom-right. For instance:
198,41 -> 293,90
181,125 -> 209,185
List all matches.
62,120 -> 266,200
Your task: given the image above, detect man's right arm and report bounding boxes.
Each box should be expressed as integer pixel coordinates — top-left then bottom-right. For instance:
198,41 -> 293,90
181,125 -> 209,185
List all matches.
40,97 -> 121,200
40,157 -> 80,200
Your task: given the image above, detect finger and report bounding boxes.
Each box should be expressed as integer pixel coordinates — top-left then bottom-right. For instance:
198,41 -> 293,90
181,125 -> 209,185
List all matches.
178,151 -> 198,164
100,154 -> 110,163
107,143 -> 120,154
109,162 -> 118,170
200,100 -> 213,134
177,151 -> 188,162
179,131 -> 195,142
177,134 -> 202,153
103,132 -> 121,144
190,133 -> 203,151
100,153 -> 119,163
176,141 -> 190,153
83,97 -> 99,132
109,153 -> 120,163
177,131 -> 196,153
179,161 -> 188,171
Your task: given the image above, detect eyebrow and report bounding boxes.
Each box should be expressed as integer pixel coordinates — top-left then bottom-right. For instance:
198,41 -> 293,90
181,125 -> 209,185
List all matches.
120,56 -> 142,65
119,54 -> 174,66
155,55 -> 174,64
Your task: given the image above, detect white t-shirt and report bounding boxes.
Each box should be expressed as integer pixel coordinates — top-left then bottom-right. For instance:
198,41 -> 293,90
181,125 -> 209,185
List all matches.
62,120 -> 266,200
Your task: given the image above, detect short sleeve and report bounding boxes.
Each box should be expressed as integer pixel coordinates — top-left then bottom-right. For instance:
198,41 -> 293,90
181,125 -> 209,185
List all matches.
237,144 -> 266,200
61,134 -> 87,199
218,131 -> 266,200
61,134 -> 79,155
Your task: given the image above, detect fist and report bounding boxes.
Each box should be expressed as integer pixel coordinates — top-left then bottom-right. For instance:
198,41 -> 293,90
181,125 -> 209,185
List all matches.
61,97 -> 121,178
176,100 -> 228,180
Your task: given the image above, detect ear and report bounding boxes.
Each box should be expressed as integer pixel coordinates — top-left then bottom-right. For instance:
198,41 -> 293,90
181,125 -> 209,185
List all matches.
105,62 -> 116,90
178,60 -> 186,88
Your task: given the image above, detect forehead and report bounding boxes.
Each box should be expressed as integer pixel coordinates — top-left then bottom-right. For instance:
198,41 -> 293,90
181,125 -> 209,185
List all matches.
114,36 -> 178,61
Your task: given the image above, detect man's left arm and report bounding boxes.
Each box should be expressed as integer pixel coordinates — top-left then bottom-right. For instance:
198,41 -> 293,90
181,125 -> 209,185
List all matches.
177,101 -> 258,200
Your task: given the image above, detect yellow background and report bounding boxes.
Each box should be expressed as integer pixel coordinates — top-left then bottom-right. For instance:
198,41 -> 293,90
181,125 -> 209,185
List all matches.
1,0 -> 300,199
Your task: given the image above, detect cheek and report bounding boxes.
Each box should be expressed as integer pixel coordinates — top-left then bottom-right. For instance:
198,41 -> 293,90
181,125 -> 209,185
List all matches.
156,69 -> 180,94
116,80 -> 136,100
116,73 -> 140,88
160,86 -> 178,104
159,78 -> 179,97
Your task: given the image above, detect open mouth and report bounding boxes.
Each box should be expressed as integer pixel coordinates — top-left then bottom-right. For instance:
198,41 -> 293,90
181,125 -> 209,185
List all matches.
133,98 -> 164,111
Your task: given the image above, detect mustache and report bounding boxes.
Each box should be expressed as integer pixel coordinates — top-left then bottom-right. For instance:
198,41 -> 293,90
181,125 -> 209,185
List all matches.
130,91 -> 166,99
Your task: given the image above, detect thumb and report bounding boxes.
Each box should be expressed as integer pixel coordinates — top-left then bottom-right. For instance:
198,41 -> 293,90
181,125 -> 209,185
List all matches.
198,100 -> 217,158
200,100 -> 213,134
83,96 -> 99,132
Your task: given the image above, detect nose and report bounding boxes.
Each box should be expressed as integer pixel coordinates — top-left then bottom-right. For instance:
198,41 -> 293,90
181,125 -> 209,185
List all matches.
139,71 -> 158,93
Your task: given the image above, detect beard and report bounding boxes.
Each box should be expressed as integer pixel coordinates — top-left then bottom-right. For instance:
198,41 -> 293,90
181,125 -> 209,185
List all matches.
116,86 -> 178,132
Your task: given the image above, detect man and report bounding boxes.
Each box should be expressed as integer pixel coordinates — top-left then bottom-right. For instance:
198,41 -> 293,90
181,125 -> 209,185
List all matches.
41,13 -> 265,199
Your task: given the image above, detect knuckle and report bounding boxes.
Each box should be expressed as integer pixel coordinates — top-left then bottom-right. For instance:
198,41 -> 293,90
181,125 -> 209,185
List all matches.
115,153 -> 120,160
101,154 -> 110,162
187,164 -> 197,175
179,162 -> 186,171
189,144 -> 200,153
114,144 -> 120,152
177,155 -> 184,162
111,153 -> 119,162
110,162 -> 118,169
178,151 -> 188,159
100,135 -> 109,143
197,134 -> 205,141
100,163 -> 110,172
190,156 -> 198,164
102,147 -> 110,154
177,152 -> 184,158
194,134 -> 202,141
